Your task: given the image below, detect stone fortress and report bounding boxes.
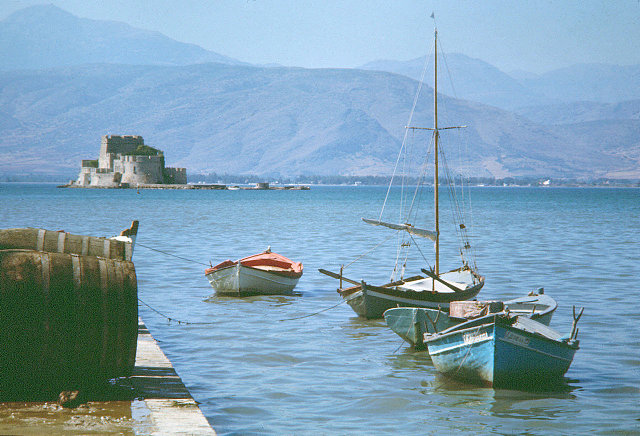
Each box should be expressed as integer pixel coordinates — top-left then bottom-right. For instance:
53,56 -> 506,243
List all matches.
73,135 -> 187,188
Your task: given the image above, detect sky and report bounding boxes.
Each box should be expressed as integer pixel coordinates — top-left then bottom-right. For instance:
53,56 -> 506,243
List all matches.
1,0 -> 639,74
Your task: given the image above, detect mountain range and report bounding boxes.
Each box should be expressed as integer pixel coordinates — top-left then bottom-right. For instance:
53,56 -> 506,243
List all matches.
0,5 -> 638,180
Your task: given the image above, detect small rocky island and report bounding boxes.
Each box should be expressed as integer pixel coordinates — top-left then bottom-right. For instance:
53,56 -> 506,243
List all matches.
63,134 -> 309,190
66,135 -> 188,188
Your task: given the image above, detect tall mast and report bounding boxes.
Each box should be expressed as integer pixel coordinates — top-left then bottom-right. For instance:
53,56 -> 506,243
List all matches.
405,26 -> 465,281
433,28 -> 439,277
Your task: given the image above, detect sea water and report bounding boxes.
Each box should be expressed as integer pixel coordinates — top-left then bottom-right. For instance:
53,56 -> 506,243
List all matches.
1,183 -> 639,434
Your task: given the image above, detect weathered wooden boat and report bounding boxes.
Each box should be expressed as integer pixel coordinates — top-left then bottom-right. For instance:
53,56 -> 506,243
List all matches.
384,290 -> 557,348
205,248 -> 303,295
320,27 -> 483,318
0,220 -> 138,261
326,267 -> 483,319
423,308 -> 583,388
0,222 -> 140,399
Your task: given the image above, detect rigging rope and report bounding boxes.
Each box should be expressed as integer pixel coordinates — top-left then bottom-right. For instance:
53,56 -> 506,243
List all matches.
344,232 -> 397,269
380,42 -> 434,220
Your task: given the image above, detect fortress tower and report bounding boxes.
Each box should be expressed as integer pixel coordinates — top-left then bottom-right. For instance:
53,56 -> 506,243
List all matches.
74,135 -> 187,187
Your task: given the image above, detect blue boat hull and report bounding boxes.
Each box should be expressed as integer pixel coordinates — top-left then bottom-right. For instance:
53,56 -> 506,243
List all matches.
384,294 -> 556,348
426,319 -> 578,387
383,307 -> 459,349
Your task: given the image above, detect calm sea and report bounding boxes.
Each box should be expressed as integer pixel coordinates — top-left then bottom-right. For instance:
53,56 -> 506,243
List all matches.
1,183 -> 639,435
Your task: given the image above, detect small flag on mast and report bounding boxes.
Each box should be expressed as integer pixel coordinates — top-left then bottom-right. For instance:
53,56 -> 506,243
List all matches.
430,12 -> 435,19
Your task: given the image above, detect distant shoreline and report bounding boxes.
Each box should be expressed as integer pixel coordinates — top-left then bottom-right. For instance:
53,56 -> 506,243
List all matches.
1,180 -> 638,189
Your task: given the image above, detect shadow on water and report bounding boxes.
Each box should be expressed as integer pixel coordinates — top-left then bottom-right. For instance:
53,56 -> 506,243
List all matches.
386,348 -> 433,372
427,371 -> 580,395
421,372 -> 581,417
203,293 -> 298,306
340,316 -> 387,339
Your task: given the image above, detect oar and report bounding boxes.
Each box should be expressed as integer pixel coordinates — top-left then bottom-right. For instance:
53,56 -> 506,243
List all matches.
318,269 -> 420,289
318,269 -> 360,286
420,268 -> 465,293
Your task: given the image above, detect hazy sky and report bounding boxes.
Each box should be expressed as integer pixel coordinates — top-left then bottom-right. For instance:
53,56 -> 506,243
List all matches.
1,0 -> 639,73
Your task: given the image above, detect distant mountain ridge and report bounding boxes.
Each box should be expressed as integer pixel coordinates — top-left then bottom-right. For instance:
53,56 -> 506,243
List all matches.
1,62 -> 638,179
515,100 -> 640,125
360,57 -> 640,111
360,55 -> 553,110
0,5 -> 638,180
0,5 -> 246,70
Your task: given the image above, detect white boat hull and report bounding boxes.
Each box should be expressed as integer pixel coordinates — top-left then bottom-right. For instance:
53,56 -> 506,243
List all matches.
206,263 -> 300,295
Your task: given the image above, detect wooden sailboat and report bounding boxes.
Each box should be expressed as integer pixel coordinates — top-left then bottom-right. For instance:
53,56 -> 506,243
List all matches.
320,28 -> 484,319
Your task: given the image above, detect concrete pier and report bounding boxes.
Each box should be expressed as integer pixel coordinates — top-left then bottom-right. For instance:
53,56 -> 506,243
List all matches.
0,319 -> 215,435
130,320 -> 215,434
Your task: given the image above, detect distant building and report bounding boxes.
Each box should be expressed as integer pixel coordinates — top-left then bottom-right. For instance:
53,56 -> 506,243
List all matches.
74,135 -> 187,187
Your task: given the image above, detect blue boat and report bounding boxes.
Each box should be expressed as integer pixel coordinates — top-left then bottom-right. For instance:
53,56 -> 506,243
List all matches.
384,291 -> 557,349
423,311 -> 581,388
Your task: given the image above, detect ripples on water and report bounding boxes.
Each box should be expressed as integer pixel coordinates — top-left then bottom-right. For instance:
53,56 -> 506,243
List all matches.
1,184 -> 639,434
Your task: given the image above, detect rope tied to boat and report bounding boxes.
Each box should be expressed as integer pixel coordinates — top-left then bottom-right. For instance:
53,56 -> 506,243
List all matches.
136,242 -> 210,266
138,298 -> 217,325
278,299 -> 346,322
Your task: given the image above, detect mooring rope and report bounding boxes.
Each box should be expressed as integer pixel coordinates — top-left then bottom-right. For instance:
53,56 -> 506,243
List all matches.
138,297 -> 216,325
278,299 -> 346,321
136,242 -> 210,266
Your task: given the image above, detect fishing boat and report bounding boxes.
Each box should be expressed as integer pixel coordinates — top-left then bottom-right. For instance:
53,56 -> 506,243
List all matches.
384,290 -> 557,348
205,248 -> 303,296
319,26 -> 484,319
423,307 -> 583,388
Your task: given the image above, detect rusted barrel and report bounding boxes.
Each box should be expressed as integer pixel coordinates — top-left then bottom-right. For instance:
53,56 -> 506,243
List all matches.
0,249 -> 138,397
0,228 -> 133,261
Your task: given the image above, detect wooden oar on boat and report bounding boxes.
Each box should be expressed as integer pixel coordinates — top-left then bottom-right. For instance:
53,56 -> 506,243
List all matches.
318,268 -> 360,286
318,268 -> 422,288
420,268 -> 465,293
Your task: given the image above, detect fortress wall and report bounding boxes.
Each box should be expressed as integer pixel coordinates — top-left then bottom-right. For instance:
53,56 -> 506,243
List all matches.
163,167 -> 187,184
119,155 -> 164,185
99,135 -> 145,170
100,135 -> 144,156
99,152 -> 115,170
89,171 -> 121,187
76,167 -> 94,185
75,135 -> 187,187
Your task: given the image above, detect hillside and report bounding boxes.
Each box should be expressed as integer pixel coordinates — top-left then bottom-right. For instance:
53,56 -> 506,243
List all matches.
361,58 -> 640,112
0,5 -> 245,70
0,5 -> 638,180
1,63 -> 638,179
515,100 -> 640,125
361,55 -> 552,110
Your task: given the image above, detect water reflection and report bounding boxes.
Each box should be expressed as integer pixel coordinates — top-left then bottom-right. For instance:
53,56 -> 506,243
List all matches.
203,294 -> 298,306
489,385 -> 579,420
340,316 -> 387,339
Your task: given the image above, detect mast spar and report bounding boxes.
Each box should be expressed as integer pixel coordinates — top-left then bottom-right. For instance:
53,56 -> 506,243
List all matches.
405,27 -> 466,282
434,28 -> 439,277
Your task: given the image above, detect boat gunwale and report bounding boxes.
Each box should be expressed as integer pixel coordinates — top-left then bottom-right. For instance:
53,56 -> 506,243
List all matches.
364,277 -> 484,303
205,262 -> 303,279
424,314 -> 579,351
